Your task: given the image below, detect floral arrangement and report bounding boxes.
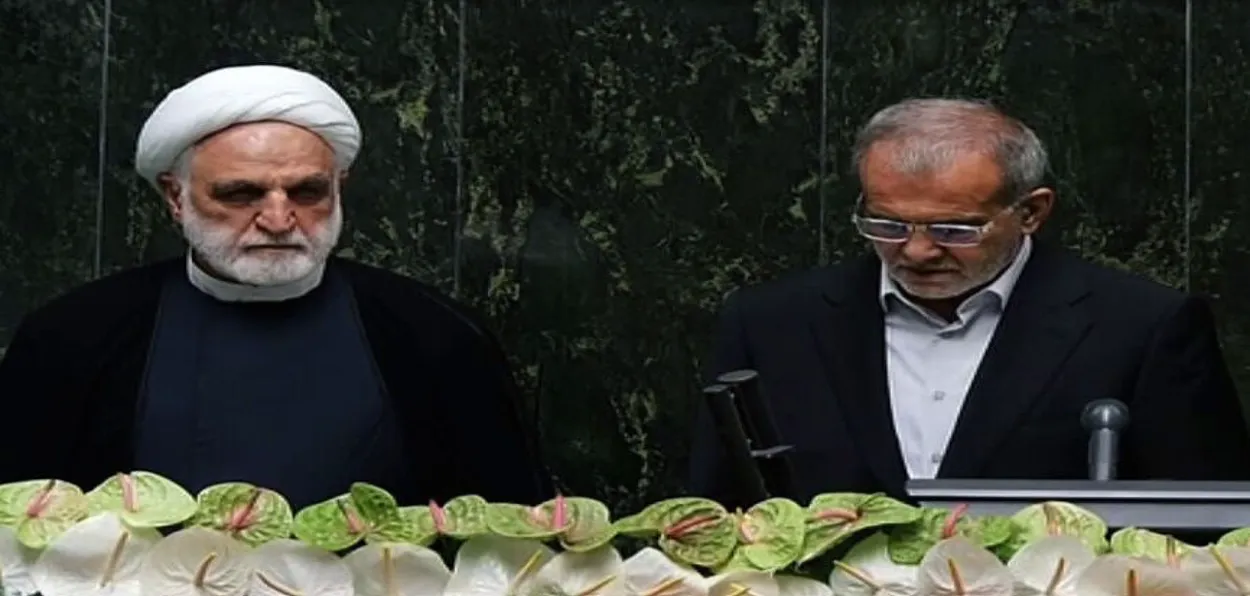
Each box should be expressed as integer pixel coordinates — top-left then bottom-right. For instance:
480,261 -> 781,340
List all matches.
0,471 -> 1248,595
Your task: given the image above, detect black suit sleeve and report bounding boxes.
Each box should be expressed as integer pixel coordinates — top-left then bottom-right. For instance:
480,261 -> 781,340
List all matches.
686,290 -> 754,507
442,331 -> 555,504
1126,295 -> 1250,480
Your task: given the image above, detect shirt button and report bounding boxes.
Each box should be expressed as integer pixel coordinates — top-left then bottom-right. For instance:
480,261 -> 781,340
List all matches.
931,453 -> 944,464
933,391 -> 946,401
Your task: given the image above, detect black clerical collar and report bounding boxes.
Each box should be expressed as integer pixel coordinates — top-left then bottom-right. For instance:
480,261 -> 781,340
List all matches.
186,253 -> 326,303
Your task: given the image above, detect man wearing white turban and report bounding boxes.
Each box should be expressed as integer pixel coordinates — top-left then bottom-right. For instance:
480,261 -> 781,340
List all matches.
0,64 -> 552,510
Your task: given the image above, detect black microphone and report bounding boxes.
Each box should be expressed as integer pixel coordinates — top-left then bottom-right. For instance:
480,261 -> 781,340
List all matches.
1081,398 -> 1130,481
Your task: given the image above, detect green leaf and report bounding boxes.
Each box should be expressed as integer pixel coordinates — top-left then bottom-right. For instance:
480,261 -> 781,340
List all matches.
800,492 -> 922,564
1218,527 -> 1250,548
652,497 -> 736,569
0,479 -> 89,549
611,499 -> 681,538
1109,527 -> 1193,565
85,471 -> 196,528
433,495 -> 490,539
557,497 -> 617,553
293,495 -> 367,552
485,495 -> 574,540
185,482 -> 293,547
999,501 -> 1109,558
886,505 -> 1007,565
349,483 -> 418,544
398,505 -> 440,546
736,497 -> 805,571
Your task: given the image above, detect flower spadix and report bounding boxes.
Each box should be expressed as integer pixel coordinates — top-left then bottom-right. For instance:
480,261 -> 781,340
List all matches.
1179,545 -> 1250,596
247,538 -> 353,596
1072,554 -> 1197,596
138,526 -> 250,596
610,497 -> 738,569
914,536 -> 1014,596
87,472 -> 197,529
702,569 -> 778,596
826,532 -> 916,596
187,482 -> 293,547
487,495 -> 619,555
442,535 -> 554,595
29,512 -> 160,596
0,478 -> 89,549
293,483 -> 418,552
622,547 -> 706,596
344,542 -> 450,596
888,505 -> 1014,567
521,543 -> 626,596
1007,535 -> 1096,596
799,493 -> 920,565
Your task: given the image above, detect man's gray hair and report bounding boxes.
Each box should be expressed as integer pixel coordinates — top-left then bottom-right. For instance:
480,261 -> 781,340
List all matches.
851,98 -> 1049,203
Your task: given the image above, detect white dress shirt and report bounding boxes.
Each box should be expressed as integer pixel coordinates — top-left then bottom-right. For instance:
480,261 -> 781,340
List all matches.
880,236 -> 1034,479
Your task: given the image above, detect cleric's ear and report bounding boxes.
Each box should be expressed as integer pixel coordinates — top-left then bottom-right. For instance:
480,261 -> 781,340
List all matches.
156,173 -> 185,222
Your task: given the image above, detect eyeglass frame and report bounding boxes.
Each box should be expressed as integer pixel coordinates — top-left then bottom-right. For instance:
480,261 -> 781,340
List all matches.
850,192 -> 1033,248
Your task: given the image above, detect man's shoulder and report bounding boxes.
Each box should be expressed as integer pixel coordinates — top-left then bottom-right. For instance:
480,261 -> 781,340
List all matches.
17,260 -> 175,335
334,258 -> 498,345
1039,244 -> 1190,310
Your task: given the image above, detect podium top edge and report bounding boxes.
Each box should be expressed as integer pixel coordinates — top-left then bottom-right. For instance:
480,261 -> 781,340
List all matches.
906,479 -> 1250,501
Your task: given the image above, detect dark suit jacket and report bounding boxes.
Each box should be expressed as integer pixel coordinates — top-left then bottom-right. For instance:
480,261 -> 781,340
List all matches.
0,257 -> 554,505
688,242 -> 1250,509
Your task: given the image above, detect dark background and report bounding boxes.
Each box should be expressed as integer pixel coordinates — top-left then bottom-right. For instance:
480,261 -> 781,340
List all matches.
3,0 -> 1245,515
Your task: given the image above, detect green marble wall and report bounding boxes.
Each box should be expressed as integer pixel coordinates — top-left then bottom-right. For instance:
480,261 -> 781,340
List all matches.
1,0 -> 1240,513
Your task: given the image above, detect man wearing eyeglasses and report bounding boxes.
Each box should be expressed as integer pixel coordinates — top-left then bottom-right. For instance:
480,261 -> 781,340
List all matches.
688,98 -> 1250,508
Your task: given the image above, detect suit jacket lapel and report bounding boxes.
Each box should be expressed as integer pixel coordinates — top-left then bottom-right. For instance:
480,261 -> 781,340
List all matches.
938,242 -> 1093,478
810,256 -> 909,493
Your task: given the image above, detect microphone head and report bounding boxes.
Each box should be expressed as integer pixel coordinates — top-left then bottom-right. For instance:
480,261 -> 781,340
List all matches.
1081,398 -> 1130,431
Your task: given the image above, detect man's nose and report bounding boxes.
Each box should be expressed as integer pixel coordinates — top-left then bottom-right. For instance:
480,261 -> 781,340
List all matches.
900,228 -> 945,262
254,193 -> 296,235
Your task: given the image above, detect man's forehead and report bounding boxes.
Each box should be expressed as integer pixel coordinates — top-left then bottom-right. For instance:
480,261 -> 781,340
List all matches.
861,147 -> 1003,210
189,122 -> 336,179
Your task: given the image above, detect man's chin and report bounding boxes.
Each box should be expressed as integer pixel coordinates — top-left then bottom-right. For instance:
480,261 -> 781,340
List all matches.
225,255 -> 321,286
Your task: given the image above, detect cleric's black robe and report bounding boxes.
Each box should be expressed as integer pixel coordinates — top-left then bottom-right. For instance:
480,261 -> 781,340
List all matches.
0,257 -> 553,506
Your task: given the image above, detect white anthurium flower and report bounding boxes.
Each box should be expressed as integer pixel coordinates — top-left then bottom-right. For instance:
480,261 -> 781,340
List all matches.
521,543 -> 626,596
29,512 -> 160,596
704,570 -> 778,596
914,536 -> 1014,596
443,535 -> 555,596
774,574 -> 833,596
827,532 -> 917,596
138,526 -> 251,596
247,538 -> 353,596
343,542 -> 450,596
1072,554 -> 1197,596
622,547 -> 706,596
1007,535 -> 1097,596
1180,546 -> 1250,596
0,525 -> 41,595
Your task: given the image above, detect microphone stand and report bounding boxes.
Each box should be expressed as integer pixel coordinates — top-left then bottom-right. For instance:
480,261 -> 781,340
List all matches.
713,369 -> 798,499
702,383 -> 770,504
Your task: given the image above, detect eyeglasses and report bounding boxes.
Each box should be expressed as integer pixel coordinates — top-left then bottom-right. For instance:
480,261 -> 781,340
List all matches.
851,194 -> 1025,248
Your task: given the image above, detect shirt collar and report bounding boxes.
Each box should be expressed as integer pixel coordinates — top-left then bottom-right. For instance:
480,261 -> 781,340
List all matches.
186,252 -> 326,303
879,234 -> 1034,314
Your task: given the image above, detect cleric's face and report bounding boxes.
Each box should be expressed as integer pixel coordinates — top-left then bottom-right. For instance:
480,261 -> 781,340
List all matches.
162,121 -> 343,286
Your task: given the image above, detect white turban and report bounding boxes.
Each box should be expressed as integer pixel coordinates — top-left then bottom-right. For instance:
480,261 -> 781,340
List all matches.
134,64 -> 361,189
